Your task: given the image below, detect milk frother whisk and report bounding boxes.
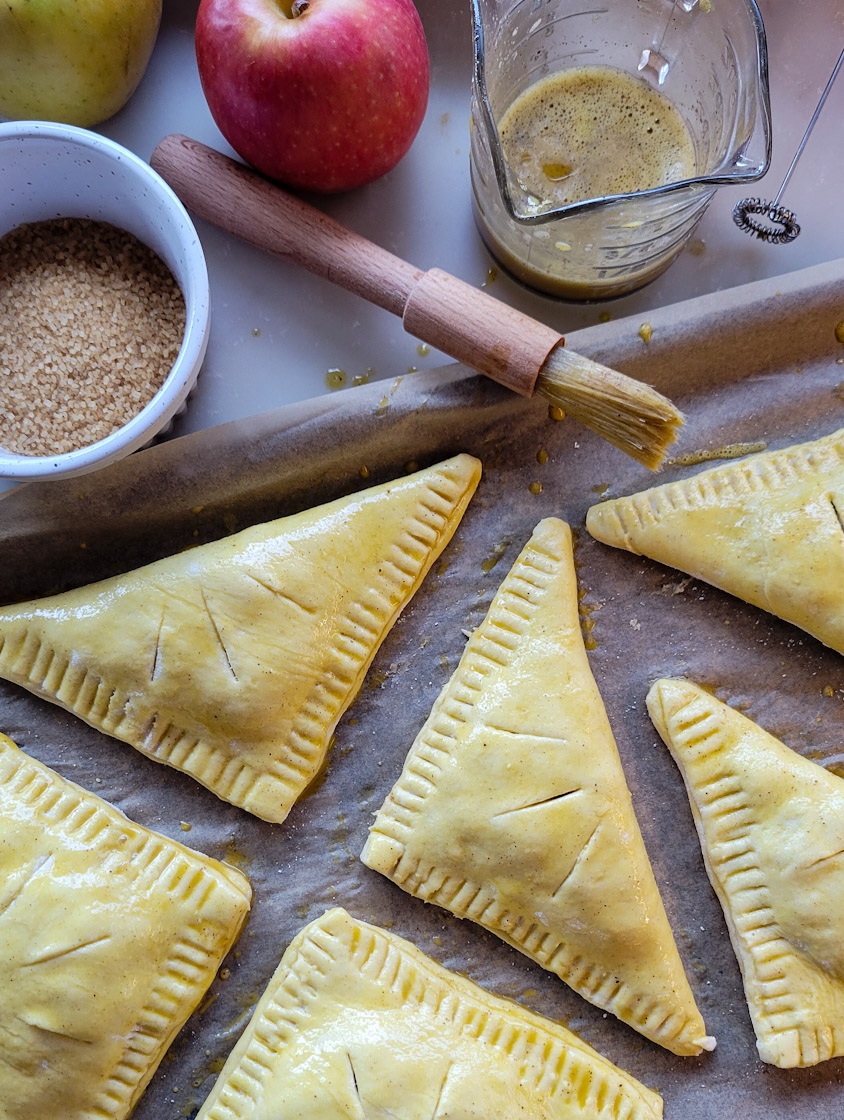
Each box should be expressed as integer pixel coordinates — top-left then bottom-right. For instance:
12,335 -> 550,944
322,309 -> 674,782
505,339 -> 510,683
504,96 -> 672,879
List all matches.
733,45 -> 844,243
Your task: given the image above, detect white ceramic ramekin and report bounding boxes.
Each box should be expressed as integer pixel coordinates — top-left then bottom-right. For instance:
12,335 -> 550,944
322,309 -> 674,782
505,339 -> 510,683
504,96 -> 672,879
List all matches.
0,120 -> 210,481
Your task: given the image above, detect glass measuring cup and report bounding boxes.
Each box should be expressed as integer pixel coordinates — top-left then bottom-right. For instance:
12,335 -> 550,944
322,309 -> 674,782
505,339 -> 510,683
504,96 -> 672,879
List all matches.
469,0 -> 772,300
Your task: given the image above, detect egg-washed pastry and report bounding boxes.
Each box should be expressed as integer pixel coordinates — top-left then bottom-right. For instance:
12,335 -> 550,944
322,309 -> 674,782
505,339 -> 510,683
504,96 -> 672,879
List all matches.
585,427 -> 844,656
0,731 -> 251,1120
0,454 -> 481,823
194,906 -> 664,1120
362,518 -> 713,1055
647,677 -> 844,1068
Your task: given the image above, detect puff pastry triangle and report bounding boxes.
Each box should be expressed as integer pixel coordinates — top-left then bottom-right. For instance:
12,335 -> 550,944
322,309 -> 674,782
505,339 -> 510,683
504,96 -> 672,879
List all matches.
0,731 -> 251,1119
585,427 -> 844,655
0,455 -> 480,823
195,907 -> 664,1120
647,676 -> 844,1067
362,518 -> 713,1055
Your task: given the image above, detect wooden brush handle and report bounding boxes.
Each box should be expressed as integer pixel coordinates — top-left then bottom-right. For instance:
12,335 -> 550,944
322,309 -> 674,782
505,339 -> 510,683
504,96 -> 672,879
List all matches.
151,134 -> 564,397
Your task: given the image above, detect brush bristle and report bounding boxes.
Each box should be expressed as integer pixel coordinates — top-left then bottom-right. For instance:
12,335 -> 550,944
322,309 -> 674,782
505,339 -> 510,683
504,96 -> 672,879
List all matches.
536,346 -> 684,469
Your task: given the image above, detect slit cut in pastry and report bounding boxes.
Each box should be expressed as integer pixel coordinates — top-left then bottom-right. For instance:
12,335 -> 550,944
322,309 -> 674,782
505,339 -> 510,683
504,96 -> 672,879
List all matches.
194,906 -> 664,1120
647,677 -> 844,1068
362,518 -> 713,1056
0,731 -> 251,1120
585,427 -> 844,656
0,455 -> 481,823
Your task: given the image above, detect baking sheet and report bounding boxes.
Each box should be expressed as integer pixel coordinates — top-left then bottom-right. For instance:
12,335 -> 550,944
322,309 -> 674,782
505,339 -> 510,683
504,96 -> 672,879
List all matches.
2,258 -> 844,1118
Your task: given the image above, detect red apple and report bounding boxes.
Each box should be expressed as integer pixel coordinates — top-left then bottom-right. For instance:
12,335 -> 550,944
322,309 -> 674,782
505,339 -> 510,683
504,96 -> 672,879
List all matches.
195,0 -> 430,193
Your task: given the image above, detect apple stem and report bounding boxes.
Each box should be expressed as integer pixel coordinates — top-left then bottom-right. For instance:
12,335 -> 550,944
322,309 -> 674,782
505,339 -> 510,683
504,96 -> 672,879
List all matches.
291,0 -> 309,14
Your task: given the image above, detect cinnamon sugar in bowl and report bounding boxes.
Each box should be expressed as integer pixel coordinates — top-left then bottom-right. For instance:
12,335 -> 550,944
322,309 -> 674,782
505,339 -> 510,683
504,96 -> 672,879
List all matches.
0,121 -> 210,482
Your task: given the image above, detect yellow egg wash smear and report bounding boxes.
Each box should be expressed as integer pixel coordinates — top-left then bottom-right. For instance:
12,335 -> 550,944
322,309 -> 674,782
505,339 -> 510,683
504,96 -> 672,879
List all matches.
499,65 -> 696,205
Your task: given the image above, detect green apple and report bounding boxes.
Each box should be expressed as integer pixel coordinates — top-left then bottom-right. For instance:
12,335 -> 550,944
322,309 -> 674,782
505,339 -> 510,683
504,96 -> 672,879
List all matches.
0,0 -> 162,127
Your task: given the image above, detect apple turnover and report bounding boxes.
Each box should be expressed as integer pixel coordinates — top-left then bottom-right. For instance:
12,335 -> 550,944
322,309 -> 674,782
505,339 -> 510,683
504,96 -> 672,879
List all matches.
585,427 -> 844,656
362,518 -> 713,1055
0,731 -> 251,1119
194,906 -> 664,1120
648,677 -> 844,1068
0,454 -> 480,822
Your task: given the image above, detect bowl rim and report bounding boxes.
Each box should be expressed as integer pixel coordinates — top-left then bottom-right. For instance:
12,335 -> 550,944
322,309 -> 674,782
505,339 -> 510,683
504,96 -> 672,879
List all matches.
0,120 -> 210,481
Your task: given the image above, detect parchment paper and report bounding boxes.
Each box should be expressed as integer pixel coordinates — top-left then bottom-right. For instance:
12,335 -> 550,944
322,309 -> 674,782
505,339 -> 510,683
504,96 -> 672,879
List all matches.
2,258 -> 844,1118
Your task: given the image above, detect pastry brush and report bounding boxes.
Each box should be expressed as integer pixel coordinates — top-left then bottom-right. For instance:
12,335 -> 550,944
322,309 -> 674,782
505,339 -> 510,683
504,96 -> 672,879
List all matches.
151,134 -> 684,469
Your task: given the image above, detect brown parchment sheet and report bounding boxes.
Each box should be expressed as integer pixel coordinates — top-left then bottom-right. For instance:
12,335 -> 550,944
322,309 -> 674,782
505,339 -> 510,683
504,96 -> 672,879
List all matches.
2,258 -> 844,1118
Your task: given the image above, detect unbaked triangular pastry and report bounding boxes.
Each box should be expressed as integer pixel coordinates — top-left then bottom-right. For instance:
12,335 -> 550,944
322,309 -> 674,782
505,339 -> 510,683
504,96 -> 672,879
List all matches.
647,676 -> 844,1067
195,906 -> 664,1120
585,427 -> 844,656
362,518 -> 713,1055
0,454 -> 480,823
0,731 -> 251,1119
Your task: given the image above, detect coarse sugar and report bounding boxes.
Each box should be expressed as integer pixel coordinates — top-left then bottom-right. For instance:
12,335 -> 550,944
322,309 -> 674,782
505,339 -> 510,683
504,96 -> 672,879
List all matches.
0,217 -> 186,457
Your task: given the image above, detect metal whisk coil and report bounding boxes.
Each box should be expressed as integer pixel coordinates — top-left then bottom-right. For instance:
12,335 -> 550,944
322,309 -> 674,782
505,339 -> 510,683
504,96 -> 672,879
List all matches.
733,45 -> 843,244
732,199 -> 800,244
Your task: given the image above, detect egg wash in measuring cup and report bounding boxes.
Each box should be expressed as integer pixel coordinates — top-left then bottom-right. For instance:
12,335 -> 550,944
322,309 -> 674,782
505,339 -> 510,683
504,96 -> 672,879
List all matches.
499,65 -> 697,213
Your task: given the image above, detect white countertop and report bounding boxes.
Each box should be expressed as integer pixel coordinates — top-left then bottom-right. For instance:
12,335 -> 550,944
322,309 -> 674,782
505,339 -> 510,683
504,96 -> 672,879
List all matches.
13,0 -> 844,440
